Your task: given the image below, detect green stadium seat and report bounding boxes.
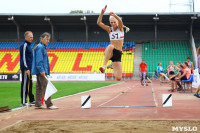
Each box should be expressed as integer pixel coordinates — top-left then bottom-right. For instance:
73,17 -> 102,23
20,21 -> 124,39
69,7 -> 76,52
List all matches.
142,41 -> 193,75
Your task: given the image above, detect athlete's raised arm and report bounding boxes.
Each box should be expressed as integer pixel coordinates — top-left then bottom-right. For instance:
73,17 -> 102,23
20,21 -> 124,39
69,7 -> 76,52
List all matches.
109,12 -> 123,31
97,5 -> 110,33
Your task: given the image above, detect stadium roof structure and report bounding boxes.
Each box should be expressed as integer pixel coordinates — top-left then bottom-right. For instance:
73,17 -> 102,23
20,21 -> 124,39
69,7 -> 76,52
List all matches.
0,12 -> 200,16
0,12 -> 200,43
0,12 -> 200,27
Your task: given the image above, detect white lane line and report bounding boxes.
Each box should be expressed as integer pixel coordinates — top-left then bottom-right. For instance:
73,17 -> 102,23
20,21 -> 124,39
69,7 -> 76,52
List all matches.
97,86 -> 133,108
151,83 -> 158,107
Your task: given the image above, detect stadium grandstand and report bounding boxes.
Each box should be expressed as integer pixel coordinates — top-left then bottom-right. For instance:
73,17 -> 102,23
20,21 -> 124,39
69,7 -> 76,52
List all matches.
0,13 -> 200,80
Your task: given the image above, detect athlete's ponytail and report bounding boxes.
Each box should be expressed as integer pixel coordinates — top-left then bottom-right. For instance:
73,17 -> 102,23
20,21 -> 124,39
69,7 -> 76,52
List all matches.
123,25 -> 130,33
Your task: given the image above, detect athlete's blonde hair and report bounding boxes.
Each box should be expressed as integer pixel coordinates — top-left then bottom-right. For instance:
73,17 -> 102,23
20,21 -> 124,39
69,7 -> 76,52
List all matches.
109,16 -> 130,33
123,25 -> 130,33
109,16 -> 116,22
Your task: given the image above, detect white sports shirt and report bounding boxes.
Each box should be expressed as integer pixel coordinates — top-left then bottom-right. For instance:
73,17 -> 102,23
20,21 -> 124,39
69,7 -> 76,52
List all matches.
109,27 -> 124,40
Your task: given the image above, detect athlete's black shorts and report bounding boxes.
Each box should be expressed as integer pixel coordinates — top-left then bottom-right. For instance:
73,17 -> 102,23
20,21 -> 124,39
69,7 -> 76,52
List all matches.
170,77 -> 175,81
169,71 -> 175,75
169,71 -> 175,80
110,48 -> 122,62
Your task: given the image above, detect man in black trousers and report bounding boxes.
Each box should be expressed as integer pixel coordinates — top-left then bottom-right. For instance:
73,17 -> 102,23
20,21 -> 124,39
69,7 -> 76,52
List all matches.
20,31 -> 35,107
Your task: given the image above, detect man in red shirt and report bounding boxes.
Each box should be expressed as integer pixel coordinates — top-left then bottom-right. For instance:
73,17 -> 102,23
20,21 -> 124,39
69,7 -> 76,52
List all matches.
139,60 -> 148,86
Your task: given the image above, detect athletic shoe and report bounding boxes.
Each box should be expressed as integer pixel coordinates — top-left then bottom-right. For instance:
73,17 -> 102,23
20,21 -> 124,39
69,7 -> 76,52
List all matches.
48,105 -> 59,109
194,94 -> 200,98
21,103 -> 27,107
168,88 -> 174,91
107,63 -> 113,69
35,105 -> 46,109
99,66 -> 105,73
30,101 -> 35,105
177,88 -> 183,91
196,95 -> 200,98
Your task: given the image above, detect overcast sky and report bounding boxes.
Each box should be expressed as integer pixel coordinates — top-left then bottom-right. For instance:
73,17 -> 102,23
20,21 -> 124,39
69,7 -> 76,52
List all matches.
0,0 -> 199,14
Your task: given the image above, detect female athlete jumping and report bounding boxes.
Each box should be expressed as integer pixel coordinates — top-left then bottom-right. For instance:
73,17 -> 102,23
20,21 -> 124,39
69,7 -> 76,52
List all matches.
97,5 -> 129,81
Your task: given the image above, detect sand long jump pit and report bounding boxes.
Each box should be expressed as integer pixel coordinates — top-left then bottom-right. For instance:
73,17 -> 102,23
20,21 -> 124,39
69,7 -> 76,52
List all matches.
1,81 -> 200,132
1,120 -> 200,133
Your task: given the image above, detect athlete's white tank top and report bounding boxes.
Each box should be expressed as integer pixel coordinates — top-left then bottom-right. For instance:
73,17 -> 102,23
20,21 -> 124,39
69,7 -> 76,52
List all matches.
168,65 -> 175,71
109,27 -> 124,40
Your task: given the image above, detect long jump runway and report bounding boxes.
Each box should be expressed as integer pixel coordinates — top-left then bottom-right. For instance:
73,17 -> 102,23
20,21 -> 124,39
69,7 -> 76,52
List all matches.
98,83 -> 156,108
1,80 -> 200,129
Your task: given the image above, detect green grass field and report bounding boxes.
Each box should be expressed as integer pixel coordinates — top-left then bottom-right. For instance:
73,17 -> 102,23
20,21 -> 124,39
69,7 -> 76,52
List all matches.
0,82 -> 118,109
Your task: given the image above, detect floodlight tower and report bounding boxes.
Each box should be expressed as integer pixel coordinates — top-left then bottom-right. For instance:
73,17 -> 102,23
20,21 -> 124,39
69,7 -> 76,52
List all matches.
153,14 -> 159,49
8,16 -> 20,49
81,16 -> 88,50
44,16 -> 55,49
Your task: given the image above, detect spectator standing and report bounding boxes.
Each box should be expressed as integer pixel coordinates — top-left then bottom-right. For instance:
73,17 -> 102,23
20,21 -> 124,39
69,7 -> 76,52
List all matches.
20,31 -> 35,107
139,60 -> 148,86
32,32 -> 58,109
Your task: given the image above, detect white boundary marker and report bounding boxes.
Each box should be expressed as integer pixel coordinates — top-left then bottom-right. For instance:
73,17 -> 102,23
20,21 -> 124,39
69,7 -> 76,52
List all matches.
162,94 -> 172,107
12,105 -> 33,111
81,95 -> 91,108
151,83 -> 158,107
12,106 -> 26,111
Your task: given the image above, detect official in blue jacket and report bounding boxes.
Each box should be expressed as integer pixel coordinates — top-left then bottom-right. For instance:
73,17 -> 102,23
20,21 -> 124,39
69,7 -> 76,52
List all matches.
20,31 -> 35,107
32,32 -> 58,109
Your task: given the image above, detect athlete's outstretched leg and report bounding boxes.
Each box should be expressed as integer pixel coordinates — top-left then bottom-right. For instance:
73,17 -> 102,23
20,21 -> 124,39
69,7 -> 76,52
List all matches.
113,62 -> 122,81
99,45 -> 114,73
